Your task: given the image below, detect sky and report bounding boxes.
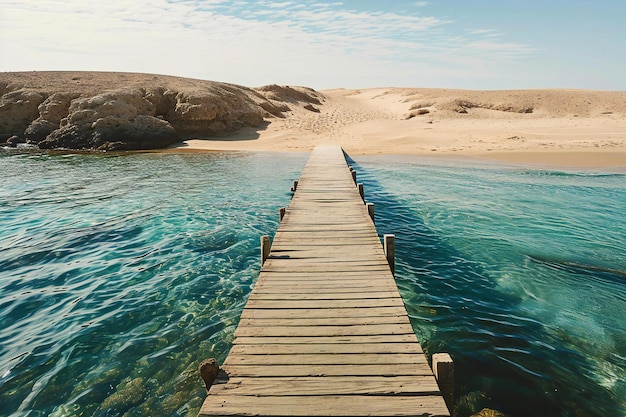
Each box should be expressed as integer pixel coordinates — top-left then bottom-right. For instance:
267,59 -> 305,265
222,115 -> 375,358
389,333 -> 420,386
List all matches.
1,0 -> 625,90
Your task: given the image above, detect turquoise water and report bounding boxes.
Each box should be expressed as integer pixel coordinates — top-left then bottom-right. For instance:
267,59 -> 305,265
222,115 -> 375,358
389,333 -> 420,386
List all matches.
0,149 -> 308,416
353,155 -> 625,417
1,149 -> 624,417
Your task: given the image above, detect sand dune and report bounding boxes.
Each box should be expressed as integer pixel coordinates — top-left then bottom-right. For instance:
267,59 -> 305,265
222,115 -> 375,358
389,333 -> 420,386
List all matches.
181,87 -> 626,168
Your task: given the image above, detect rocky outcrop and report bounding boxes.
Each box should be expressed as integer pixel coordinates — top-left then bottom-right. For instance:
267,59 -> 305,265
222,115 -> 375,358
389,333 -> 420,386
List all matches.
0,91 -> 45,140
37,90 -> 178,151
24,92 -> 80,143
166,88 -> 265,136
256,84 -> 323,106
0,72 -> 326,150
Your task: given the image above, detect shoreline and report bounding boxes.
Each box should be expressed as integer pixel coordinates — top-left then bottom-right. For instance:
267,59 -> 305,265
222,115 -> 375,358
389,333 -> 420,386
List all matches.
168,139 -> 626,170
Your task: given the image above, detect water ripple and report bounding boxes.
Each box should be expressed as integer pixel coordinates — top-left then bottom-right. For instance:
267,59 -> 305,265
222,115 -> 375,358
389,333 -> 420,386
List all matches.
0,150 -> 307,417
354,155 -> 625,417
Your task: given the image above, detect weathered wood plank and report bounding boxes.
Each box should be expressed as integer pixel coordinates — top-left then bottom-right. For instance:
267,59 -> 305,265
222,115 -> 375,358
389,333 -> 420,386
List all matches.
200,395 -> 449,417
221,364 -> 436,378
239,306 -> 409,319
252,283 -> 399,293
223,353 -> 428,366
261,265 -> 393,273
208,375 -> 440,396
233,323 -> 415,337
232,334 -> 421,345
248,291 -> 402,300
239,316 -> 410,327
228,342 -> 423,355
244,298 -> 404,309
262,257 -> 387,264
257,271 -> 391,277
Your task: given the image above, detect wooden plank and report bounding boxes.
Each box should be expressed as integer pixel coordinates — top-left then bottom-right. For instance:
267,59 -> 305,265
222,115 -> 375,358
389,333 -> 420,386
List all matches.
270,246 -> 382,253
253,280 -> 396,287
232,335 -> 421,345
254,280 -> 394,286
223,353 -> 428,366
239,316 -> 410,327
200,395 -> 449,417
256,272 -> 393,279
248,291 -> 402,300
208,375 -> 440,396
257,270 -> 390,276
228,343 -> 423,355
221,364 -> 436,378
263,257 -> 389,264
261,265 -> 393,273
239,306 -> 409,319
233,323 -> 415,337
252,284 -> 399,293
244,299 -> 403,309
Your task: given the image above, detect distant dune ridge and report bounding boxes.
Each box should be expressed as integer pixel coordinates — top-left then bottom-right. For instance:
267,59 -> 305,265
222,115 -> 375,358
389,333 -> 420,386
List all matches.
1,71 -> 625,166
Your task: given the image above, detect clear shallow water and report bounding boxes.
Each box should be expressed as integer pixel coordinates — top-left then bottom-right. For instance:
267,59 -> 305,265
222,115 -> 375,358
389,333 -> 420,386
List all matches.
0,149 -> 308,416
1,150 -> 624,417
352,155 -> 625,417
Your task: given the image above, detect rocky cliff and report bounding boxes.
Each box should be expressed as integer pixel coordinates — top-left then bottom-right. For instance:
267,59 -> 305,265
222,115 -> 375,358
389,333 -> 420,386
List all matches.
0,72 -> 324,151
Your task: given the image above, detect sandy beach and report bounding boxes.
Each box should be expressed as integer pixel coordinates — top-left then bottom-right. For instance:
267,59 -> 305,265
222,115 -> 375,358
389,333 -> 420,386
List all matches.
177,87 -> 626,168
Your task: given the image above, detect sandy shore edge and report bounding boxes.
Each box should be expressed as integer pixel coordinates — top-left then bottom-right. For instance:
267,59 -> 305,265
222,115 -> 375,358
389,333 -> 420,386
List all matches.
171,87 -> 626,169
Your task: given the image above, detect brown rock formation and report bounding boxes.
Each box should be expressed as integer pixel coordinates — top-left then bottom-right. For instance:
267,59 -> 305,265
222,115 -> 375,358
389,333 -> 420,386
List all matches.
0,90 -> 45,140
0,72 -> 325,150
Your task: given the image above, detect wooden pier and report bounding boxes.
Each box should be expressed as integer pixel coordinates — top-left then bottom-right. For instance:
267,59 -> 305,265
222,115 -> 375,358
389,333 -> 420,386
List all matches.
199,145 -> 450,417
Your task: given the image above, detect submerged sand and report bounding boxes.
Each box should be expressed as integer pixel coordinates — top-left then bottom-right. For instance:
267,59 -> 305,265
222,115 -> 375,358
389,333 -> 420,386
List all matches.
179,87 -> 626,168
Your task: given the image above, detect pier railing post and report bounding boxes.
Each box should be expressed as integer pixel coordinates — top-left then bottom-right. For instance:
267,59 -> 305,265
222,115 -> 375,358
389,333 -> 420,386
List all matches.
350,168 -> 357,184
367,203 -> 375,222
432,353 -> 454,410
279,207 -> 286,221
261,235 -> 270,265
291,180 -> 298,192
358,183 -> 364,202
384,234 -> 395,275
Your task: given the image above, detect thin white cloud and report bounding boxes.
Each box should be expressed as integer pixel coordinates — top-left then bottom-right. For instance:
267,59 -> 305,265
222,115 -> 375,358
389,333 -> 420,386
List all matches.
0,0 -> 539,88
469,29 -> 497,35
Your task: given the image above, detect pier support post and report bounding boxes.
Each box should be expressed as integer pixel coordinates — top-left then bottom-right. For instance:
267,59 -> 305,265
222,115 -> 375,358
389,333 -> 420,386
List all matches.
279,207 -> 286,221
367,203 -> 375,222
350,168 -> 357,184
261,235 -> 270,265
199,358 -> 220,393
384,234 -> 395,275
358,183 -> 364,202
291,180 -> 298,192
432,353 -> 454,410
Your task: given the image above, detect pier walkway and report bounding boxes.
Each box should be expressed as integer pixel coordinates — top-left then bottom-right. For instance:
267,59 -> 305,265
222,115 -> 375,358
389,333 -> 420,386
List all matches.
199,145 -> 450,416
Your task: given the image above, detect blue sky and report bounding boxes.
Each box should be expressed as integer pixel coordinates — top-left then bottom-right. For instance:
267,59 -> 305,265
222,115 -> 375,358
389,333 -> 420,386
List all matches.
1,0 -> 624,90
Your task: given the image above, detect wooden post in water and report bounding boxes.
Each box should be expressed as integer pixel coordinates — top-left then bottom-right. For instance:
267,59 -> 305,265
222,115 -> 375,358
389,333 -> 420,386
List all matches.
199,358 -> 220,393
279,207 -> 286,221
350,168 -> 357,184
432,353 -> 455,410
358,183 -> 364,202
261,235 -> 270,265
384,234 -> 395,275
367,203 -> 375,222
290,180 -> 298,192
